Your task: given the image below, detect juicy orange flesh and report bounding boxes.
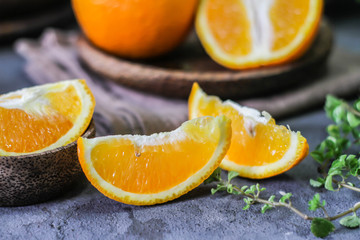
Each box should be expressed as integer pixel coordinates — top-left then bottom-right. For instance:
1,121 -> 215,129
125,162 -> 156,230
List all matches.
206,0 -> 252,56
0,108 -> 72,153
270,0 -> 311,51
0,85 -> 81,153
196,97 -> 290,166
91,136 -> 218,194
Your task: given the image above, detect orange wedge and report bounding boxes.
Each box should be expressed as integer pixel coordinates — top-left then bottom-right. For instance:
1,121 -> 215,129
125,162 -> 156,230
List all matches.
195,0 -> 323,69
77,116 -> 232,205
0,80 -> 95,156
189,83 -> 308,179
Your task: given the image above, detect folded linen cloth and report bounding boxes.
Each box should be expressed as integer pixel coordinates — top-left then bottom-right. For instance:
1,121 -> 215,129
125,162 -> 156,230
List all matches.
15,29 -> 360,136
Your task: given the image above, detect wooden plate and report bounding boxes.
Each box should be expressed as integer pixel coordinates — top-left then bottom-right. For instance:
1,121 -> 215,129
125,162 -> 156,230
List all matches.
77,20 -> 333,99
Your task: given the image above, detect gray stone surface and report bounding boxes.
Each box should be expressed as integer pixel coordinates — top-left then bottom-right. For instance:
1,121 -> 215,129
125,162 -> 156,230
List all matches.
0,102 -> 359,239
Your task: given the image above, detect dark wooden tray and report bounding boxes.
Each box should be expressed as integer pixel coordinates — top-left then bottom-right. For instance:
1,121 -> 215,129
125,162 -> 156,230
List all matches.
77,20 -> 333,99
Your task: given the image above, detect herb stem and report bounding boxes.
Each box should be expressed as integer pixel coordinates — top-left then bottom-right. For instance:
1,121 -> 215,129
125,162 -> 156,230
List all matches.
333,179 -> 360,193
227,181 -> 360,222
328,202 -> 360,221
321,206 -> 330,218
232,184 -> 313,221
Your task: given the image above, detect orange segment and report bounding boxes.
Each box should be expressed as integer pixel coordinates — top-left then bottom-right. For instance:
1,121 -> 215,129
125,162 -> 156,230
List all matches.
77,116 -> 232,205
189,83 -> 309,179
270,0 -> 311,51
0,80 -> 95,156
196,0 -> 323,69
206,0 -> 252,56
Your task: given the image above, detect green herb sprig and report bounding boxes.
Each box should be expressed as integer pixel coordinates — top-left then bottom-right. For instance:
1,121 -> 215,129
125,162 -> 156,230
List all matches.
206,169 -> 360,238
205,95 -> 360,238
310,95 -> 360,192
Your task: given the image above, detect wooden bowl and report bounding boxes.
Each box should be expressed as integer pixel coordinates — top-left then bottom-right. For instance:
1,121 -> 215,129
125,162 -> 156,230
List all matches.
77,20 -> 332,99
0,120 -> 95,206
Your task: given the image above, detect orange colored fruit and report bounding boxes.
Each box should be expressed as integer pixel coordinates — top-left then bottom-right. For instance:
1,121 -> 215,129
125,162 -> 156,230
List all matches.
72,0 -> 198,59
77,116 -> 231,205
195,0 -> 323,69
0,80 -> 95,156
189,83 -> 309,179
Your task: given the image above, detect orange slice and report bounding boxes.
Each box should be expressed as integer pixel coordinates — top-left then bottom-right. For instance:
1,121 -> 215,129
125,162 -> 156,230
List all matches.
195,0 -> 323,69
77,116 -> 232,205
0,79 -> 95,156
189,83 -> 309,179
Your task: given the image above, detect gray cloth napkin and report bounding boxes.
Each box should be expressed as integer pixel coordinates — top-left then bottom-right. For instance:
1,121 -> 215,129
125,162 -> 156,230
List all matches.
15,29 -> 360,136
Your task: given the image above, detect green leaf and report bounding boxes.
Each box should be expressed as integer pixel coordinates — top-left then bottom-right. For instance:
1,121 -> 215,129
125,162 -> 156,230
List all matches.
241,186 -> 248,192
226,184 -> 233,194
311,218 -> 335,238
339,214 -> 360,228
332,105 -> 346,123
308,193 -> 324,211
345,155 -> 360,176
351,128 -> 360,140
325,175 -> 335,191
242,204 -> 250,210
227,171 -> 239,182
204,168 -> 221,184
324,137 -> 337,151
325,95 -> 343,122
268,195 -> 276,202
245,185 -> 256,195
243,197 -> 253,210
261,204 -> 272,214
347,112 -> 360,128
341,123 -> 352,134
354,99 -> 360,112
211,184 -> 226,194
310,151 -> 324,164
231,189 -> 241,195
279,193 -> 292,203
327,124 -> 340,137
310,178 -> 325,188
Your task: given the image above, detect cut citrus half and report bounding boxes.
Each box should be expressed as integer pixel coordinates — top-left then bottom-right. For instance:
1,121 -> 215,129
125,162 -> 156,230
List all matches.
195,0 -> 323,69
189,83 -> 309,179
0,79 -> 95,156
77,116 -> 232,205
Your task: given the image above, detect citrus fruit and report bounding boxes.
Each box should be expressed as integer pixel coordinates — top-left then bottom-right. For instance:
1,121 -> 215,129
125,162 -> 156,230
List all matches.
0,79 -> 95,156
72,0 -> 198,59
77,116 -> 232,205
189,83 -> 309,179
195,0 -> 323,69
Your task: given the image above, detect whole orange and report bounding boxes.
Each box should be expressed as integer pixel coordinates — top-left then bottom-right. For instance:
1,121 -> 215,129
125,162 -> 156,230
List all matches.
72,0 -> 198,59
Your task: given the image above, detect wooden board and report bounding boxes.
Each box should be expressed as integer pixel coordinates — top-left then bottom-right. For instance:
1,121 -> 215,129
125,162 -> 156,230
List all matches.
77,20 -> 333,99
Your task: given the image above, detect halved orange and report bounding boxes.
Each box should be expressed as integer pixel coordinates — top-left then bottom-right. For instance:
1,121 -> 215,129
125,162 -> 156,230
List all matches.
0,79 -> 95,156
196,0 -> 323,69
189,83 -> 308,179
77,116 -> 232,205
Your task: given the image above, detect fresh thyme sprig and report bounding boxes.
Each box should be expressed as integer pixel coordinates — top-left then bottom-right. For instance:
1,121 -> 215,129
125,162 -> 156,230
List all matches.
206,169 -> 360,238
310,95 -> 360,192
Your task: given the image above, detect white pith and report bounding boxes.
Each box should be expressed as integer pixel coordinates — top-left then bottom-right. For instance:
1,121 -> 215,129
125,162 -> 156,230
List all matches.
197,0 -> 320,65
0,79 -> 94,156
80,116 -> 230,204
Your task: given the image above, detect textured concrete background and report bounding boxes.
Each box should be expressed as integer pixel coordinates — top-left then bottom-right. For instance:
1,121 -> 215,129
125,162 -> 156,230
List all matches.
1,112 -> 359,239
1,3 -> 360,240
